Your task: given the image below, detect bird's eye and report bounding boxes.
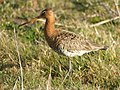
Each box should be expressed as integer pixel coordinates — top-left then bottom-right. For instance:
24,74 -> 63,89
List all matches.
41,13 -> 44,16
41,10 -> 46,15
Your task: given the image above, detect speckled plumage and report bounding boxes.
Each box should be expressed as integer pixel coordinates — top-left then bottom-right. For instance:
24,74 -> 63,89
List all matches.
45,30 -> 107,57
19,8 -> 108,83
20,8 -> 108,57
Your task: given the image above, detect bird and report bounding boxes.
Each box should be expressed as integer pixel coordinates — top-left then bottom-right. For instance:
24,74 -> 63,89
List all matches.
19,8 -> 108,83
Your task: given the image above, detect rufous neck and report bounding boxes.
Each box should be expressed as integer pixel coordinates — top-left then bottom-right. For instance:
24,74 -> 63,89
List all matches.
44,17 -> 55,37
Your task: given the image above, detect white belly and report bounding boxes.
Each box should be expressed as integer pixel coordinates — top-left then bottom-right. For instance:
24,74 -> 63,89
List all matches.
61,49 -> 92,57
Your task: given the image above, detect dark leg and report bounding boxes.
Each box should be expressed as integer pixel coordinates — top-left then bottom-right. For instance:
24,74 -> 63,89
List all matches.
60,57 -> 72,85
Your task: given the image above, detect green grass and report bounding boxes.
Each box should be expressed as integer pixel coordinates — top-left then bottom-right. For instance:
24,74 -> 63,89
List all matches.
0,0 -> 120,90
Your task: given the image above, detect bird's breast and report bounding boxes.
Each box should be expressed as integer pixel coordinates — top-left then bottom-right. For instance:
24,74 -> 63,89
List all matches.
44,35 -> 64,55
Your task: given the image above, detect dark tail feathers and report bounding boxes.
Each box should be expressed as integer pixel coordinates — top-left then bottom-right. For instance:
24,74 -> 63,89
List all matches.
100,46 -> 109,50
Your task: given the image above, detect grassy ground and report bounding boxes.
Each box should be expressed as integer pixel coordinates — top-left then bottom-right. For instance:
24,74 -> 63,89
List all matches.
0,0 -> 120,90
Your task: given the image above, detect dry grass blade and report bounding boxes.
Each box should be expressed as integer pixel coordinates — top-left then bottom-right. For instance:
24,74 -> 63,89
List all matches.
46,66 -> 52,90
13,78 -> 19,90
13,28 -> 24,90
114,0 -> 120,18
89,16 -> 120,27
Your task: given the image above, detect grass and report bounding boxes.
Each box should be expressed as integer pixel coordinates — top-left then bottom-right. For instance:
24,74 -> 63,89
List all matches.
0,0 -> 120,90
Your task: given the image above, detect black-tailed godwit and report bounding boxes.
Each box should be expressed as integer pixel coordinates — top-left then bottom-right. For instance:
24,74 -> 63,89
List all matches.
19,8 -> 108,83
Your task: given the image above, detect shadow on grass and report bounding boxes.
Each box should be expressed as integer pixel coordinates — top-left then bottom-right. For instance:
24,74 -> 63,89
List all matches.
0,63 -> 18,71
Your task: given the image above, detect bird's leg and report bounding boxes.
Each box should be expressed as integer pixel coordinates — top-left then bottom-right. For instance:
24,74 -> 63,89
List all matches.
60,57 -> 72,85
68,57 -> 72,74
68,57 -> 72,86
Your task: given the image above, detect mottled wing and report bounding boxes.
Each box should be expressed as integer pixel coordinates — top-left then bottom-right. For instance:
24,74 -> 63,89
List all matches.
53,30 -> 105,56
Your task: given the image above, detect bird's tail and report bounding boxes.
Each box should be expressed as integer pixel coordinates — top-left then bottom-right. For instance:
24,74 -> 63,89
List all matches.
100,45 -> 109,50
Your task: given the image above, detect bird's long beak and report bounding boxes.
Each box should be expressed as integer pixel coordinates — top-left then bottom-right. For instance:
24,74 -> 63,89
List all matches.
19,15 -> 41,27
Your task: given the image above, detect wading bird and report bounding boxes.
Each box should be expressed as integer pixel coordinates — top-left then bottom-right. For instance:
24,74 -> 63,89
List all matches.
19,8 -> 108,83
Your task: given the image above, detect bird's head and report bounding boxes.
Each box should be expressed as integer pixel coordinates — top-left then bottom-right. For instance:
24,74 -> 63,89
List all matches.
37,8 -> 54,19
19,8 -> 54,27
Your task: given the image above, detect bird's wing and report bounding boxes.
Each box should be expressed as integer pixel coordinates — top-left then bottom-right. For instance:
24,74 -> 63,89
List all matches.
55,30 -> 105,52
